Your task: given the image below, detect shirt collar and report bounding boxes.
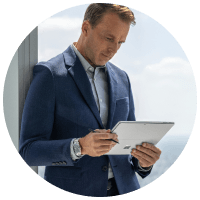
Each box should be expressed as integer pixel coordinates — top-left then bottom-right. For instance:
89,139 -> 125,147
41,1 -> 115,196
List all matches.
71,43 -> 107,73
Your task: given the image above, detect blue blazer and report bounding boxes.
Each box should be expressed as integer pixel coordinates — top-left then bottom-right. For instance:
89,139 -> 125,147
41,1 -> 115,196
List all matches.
19,45 -> 151,196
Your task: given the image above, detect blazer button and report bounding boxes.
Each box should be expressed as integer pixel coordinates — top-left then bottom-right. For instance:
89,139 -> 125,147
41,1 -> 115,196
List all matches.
59,162 -> 63,165
63,162 -> 67,165
102,166 -> 108,171
52,163 -> 56,166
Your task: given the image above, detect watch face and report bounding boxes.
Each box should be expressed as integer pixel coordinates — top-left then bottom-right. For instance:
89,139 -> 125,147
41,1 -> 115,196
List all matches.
74,139 -> 81,156
74,146 -> 80,155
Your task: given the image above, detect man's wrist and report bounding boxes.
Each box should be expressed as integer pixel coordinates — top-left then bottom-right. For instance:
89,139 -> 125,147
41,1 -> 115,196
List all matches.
138,161 -> 153,172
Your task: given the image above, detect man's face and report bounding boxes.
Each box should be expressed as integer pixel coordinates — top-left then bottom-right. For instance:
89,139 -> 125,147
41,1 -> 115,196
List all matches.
82,12 -> 130,67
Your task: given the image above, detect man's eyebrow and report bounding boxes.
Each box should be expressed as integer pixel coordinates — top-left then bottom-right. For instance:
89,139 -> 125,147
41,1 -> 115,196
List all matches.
106,33 -> 126,43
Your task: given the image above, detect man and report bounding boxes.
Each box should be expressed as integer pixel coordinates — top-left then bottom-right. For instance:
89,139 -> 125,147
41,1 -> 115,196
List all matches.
19,3 -> 161,197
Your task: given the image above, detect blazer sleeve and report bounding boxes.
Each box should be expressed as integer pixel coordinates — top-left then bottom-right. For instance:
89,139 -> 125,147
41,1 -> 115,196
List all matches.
19,64 -> 78,167
125,71 -> 152,178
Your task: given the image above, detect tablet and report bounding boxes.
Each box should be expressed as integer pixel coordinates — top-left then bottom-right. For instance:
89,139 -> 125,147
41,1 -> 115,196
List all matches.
105,121 -> 174,155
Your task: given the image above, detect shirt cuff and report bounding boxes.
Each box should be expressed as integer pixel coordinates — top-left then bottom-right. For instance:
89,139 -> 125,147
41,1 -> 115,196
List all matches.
138,161 -> 153,172
70,138 -> 84,161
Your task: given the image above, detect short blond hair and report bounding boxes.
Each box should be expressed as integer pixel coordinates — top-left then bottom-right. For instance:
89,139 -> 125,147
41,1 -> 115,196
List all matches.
84,3 -> 136,28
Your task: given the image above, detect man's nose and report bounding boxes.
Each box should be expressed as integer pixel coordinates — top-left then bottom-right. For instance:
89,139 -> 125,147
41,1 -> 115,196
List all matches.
108,42 -> 120,54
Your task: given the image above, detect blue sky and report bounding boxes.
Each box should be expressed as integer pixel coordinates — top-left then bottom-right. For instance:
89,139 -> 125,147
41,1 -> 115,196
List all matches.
38,4 -> 196,138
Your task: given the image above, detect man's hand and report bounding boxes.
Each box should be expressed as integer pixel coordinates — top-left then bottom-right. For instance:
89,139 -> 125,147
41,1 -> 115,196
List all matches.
79,129 -> 118,157
131,143 -> 161,168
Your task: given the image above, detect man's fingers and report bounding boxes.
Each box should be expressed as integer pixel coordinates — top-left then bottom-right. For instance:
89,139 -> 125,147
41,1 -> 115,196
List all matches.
96,139 -> 116,146
93,132 -> 118,140
92,145 -> 113,157
94,129 -> 110,133
142,143 -> 161,154
131,142 -> 162,166
133,154 -> 152,168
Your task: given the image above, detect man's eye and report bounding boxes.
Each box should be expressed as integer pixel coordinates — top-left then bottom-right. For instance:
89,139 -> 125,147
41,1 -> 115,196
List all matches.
106,37 -> 124,44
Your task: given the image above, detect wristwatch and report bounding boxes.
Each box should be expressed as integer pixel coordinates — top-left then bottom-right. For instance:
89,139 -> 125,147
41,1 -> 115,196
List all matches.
73,138 -> 82,157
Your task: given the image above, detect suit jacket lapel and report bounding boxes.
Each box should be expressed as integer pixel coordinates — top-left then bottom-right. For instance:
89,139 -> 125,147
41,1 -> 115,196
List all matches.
63,46 -> 104,129
106,63 -> 118,129
63,46 -> 118,130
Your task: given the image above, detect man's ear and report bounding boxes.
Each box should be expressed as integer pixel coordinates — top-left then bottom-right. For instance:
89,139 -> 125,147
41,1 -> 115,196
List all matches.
82,20 -> 90,34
